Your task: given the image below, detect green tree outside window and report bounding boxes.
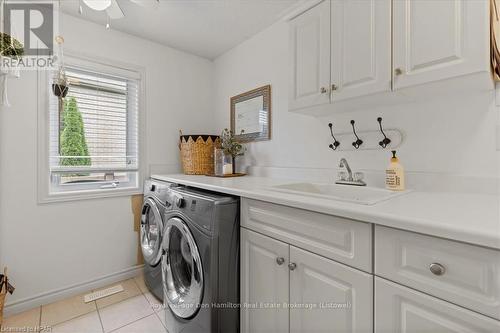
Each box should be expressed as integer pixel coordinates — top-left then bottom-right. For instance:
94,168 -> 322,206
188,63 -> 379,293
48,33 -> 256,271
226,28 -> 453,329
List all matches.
59,97 -> 91,166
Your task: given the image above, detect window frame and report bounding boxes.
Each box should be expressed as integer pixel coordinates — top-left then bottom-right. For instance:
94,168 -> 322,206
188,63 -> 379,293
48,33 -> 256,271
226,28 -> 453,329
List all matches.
37,52 -> 146,203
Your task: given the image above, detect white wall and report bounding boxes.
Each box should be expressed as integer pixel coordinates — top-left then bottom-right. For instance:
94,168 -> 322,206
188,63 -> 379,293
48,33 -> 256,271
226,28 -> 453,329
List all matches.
214,21 -> 500,182
0,14 -> 216,309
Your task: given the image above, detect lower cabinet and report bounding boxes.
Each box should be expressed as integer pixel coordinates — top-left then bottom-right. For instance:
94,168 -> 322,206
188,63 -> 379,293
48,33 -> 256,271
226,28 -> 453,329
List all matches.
289,246 -> 373,333
241,228 -> 373,333
239,202 -> 500,332
240,227 -> 289,333
375,277 -> 500,333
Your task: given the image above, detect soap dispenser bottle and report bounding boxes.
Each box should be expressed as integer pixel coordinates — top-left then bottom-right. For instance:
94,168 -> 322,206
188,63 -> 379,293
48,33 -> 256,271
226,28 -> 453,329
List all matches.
386,150 -> 405,191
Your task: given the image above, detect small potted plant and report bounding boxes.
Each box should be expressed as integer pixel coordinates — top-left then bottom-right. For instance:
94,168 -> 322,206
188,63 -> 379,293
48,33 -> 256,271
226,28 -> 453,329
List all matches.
221,128 -> 246,174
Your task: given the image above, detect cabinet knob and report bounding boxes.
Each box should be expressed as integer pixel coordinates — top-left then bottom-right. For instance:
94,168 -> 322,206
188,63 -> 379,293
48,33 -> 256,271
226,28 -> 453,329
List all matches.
276,257 -> 285,265
288,263 -> 297,271
429,263 -> 446,276
320,87 -> 328,94
331,84 -> 338,91
394,68 -> 403,76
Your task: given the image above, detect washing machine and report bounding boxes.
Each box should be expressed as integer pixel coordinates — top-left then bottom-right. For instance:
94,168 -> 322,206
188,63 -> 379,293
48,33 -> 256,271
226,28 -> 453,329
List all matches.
141,179 -> 175,301
162,186 -> 240,333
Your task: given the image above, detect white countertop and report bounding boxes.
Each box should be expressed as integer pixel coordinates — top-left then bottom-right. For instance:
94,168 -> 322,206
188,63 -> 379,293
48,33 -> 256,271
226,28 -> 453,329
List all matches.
152,174 -> 500,250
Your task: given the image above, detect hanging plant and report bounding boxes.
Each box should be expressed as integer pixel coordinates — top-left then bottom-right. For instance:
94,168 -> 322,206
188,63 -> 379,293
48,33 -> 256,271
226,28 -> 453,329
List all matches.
0,32 -> 24,60
52,67 -> 69,98
52,36 -> 69,98
0,33 -> 24,107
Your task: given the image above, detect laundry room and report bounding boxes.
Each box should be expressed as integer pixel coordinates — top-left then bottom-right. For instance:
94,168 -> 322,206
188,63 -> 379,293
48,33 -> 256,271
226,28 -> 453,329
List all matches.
0,0 -> 499,332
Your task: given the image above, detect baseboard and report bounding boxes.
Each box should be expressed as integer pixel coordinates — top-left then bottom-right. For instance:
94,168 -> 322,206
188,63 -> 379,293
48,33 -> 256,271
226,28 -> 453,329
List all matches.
3,265 -> 144,317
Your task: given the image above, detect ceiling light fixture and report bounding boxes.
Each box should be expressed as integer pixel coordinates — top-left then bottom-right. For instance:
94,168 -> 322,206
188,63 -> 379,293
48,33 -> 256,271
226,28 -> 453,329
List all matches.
78,0 -> 156,29
82,0 -> 112,11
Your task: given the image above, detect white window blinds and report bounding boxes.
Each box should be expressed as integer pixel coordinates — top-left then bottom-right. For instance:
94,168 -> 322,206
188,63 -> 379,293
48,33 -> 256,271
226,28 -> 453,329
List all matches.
49,66 -> 139,175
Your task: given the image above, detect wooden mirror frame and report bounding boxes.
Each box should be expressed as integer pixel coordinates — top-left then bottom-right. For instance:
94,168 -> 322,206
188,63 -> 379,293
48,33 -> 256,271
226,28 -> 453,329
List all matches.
230,85 -> 271,142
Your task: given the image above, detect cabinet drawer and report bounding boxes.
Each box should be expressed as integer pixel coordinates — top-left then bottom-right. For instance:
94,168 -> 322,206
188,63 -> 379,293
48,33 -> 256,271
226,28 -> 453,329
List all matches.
375,226 -> 500,320
375,277 -> 500,332
241,198 -> 372,272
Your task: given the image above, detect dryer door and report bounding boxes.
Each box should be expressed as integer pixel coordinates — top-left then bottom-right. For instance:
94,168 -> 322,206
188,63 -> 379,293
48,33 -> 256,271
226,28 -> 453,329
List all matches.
140,198 -> 163,266
162,217 -> 204,319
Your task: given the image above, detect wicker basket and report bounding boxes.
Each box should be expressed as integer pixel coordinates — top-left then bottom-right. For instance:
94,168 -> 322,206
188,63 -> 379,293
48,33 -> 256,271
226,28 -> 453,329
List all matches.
0,268 -> 7,329
179,131 -> 220,175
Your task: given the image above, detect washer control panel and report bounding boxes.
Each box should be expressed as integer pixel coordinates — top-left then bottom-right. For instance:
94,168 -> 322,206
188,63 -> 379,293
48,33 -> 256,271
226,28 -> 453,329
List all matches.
144,179 -> 176,205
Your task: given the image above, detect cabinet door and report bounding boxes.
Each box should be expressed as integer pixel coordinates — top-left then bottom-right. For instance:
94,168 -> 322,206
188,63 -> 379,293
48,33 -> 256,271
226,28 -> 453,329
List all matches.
289,0 -> 331,110
375,277 -> 500,332
240,228 -> 289,333
289,246 -> 373,333
392,0 -> 489,90
331,0 -> 391,101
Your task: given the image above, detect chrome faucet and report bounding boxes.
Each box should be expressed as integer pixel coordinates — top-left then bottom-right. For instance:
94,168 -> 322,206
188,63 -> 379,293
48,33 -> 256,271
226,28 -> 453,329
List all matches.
339,158 -> 353,181
336,158 -> 366,186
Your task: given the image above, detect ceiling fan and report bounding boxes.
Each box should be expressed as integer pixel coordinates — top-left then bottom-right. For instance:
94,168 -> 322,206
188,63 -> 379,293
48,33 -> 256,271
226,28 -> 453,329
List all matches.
79,0 -> 160,28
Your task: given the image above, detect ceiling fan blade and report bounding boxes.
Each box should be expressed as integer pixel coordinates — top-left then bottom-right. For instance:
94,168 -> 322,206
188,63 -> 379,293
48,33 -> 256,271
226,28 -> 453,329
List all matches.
107,0 -> 125,19
128,0 -> 147,6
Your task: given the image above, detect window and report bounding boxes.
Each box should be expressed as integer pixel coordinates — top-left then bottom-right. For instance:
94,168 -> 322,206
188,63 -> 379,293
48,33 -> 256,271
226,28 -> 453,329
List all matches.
39,56 -> 144,201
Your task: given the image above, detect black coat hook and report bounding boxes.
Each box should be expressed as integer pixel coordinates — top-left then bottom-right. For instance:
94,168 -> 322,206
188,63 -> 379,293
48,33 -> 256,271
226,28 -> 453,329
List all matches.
377,117 -> 391,148
350,120 -> 363,149
328,123 -> 340,151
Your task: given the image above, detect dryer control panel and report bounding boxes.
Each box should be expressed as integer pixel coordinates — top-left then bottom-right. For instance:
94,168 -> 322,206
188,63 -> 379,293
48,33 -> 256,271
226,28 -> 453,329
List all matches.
168,187 -> 238,234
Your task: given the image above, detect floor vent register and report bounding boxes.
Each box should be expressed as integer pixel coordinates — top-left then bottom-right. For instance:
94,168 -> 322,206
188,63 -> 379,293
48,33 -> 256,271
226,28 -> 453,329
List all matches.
83,284 -> 124,303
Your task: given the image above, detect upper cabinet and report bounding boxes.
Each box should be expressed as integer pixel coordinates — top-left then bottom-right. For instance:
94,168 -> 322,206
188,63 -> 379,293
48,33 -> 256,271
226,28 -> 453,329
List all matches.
288,0 -> 491,114
392,0 -> 490,90
288,0 -> 331,110
331,0 -> 391,101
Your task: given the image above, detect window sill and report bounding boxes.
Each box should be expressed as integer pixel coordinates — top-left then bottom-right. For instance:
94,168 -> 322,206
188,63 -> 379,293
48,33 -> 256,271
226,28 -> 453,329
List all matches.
38,186 -> 143,204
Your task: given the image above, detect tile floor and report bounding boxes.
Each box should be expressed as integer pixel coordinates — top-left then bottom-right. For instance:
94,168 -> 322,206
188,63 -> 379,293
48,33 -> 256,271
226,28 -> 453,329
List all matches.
2,275 -> 167,333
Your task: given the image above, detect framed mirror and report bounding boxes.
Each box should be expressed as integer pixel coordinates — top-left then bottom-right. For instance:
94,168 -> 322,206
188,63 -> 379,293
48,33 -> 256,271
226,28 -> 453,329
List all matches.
230,85 -> 271,142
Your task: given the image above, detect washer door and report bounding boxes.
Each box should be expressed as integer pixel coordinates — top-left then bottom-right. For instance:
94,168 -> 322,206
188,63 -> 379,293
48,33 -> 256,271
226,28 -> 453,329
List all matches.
162,217 -> 204,319
140,198 -> 163,266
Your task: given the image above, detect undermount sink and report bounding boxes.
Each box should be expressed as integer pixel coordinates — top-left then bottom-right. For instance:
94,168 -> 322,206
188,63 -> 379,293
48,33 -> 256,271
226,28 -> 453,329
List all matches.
269,182 -> 409,205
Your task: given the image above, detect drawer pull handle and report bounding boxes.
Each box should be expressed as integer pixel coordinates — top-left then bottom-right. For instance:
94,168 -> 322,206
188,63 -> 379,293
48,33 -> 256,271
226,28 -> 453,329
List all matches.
288,263 -> 297,271
276,257 -> 285,265
429,263 -> 446,276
